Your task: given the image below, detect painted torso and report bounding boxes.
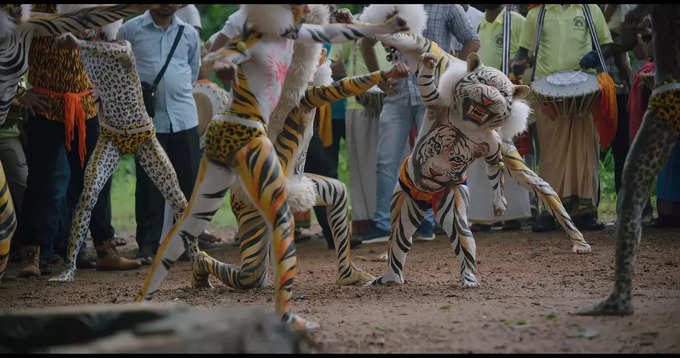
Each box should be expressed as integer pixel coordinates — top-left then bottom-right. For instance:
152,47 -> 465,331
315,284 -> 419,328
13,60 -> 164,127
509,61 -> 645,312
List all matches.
235,37 -> 295,125
74,39 -> 149,128
410,110 -> 499,192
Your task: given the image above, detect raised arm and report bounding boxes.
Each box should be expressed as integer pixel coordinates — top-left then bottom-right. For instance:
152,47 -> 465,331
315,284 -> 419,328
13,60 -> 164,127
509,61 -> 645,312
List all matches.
417,52 -> 446,107
28,5 -> 150,38
299,63 -> 409,111
295,15 -> 408,44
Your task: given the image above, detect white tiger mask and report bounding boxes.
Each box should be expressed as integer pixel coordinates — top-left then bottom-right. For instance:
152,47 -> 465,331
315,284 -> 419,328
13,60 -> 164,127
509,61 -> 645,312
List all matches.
443,54 -> 531,140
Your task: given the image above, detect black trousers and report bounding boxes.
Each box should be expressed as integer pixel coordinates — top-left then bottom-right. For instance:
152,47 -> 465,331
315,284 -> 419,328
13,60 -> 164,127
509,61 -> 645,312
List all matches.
21,115 -> 114,260
134,126 -> 200,256
305,120 -> 345,243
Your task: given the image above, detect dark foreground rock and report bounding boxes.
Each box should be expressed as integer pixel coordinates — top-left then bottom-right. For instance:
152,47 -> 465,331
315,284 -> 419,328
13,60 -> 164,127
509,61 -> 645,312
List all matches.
0,303 -> 303,353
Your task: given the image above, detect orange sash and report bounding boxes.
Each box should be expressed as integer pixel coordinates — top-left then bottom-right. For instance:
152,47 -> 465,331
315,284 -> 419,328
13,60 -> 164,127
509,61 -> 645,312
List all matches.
32,86 -> 91,168
398,158 -> 461,214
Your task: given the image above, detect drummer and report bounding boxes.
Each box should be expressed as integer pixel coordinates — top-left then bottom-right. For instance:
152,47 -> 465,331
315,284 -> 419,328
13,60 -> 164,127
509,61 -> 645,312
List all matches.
512,4 -> 613,232
467,4 -> 532,231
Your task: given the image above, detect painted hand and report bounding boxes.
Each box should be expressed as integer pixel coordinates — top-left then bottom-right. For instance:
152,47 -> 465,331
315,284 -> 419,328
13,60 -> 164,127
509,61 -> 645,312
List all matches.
383,15 -> 409,34
333,8 -> 353,24
214,60 -> 239,88
16,90 -> 50,116
383,62 -> 409,79
493,192 -> 507,217
56,32 -> 79,50
421,52 -> 438,70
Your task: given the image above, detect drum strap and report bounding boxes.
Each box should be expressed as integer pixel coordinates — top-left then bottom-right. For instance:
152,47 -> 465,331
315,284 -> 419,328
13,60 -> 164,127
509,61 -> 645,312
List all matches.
501,5 -> 511,76
530,5 -> 547,82
581,4 -> 608,74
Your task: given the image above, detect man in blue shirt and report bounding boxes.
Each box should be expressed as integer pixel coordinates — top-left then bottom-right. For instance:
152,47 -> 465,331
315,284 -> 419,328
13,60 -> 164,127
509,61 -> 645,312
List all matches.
117,4 -> 201,261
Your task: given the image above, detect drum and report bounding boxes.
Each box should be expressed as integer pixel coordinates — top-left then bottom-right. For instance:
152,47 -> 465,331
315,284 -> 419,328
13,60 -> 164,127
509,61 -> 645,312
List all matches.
192,80 -> 231,136
531,70 -> 601,120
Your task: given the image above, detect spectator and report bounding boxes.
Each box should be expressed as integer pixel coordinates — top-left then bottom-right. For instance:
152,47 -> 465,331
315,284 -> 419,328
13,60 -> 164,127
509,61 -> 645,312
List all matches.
358,4 -> 479,244
467,4 -> 531,231
209,8 -> 246,52
627,20 -> 655,225
328,8 -> 391,243
175,4 -> 202,34
513,4 -> 614,231
604,4 -> 634,196
17,4 -> 139,277
118,5 -> 202,262
450,4 -> 483,58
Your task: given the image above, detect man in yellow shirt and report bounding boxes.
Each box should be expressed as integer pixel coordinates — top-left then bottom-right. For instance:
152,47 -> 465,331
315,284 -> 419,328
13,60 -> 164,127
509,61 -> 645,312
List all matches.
512,4 -> 613,231
476,5 -> 525,70
467,5 -> 531,232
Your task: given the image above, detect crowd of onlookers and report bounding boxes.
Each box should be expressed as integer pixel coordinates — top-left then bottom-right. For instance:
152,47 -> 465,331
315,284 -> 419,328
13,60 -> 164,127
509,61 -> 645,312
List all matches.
4,4 -> 678,279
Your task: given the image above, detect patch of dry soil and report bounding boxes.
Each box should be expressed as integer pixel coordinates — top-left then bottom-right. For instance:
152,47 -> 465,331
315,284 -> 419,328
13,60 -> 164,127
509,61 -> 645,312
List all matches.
1,225 -> 679,353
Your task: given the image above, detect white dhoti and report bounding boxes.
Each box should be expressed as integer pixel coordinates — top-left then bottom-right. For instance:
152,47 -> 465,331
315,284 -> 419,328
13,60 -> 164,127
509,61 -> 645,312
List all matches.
467,158 -> 531,223
345,108 -> 378,222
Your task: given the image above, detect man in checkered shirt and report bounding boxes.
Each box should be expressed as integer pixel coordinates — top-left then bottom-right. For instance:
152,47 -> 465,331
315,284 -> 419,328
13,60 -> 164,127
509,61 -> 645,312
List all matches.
357,4 -> 480,244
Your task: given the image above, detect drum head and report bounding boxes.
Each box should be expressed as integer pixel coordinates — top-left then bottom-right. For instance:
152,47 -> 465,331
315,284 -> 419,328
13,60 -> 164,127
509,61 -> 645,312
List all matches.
192,80 -> 231,135
531,70 -> 600,99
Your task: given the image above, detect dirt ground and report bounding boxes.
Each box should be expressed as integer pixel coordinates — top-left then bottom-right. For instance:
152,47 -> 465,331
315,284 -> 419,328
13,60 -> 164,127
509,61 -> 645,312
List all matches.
1,223 -> 679,353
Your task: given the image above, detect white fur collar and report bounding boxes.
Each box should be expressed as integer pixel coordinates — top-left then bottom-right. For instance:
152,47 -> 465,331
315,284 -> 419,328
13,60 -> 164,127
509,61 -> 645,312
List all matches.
359,4 -> 427,37
435,60 -> 468,107
499,99 -> 531,141
312,59 -> 333,86
242,4 -> 295,36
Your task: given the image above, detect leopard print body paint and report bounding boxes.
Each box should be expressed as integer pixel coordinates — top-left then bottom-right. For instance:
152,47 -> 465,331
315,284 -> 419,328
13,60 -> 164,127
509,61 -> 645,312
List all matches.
49,34 -> 189,282
578,4 -> 680,316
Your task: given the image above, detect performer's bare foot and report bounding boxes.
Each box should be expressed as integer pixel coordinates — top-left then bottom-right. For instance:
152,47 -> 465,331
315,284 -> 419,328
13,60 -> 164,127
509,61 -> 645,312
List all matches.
575,291 -> 633,316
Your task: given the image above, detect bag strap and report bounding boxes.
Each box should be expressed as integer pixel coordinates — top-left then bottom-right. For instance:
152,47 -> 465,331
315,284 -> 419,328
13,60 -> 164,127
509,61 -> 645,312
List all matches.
501,6 -> 512,76
152,25 -> 185,88
530,5 -> 547,82
581,4 -> 608,74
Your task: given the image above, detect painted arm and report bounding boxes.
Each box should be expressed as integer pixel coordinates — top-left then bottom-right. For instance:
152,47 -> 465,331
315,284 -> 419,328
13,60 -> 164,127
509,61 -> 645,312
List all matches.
274,108 -> 307,176
299,71 -> 384,111
484,137 -> 506,217
294,15 -> 408,44
417,52 -> 446,107
28,5 -> 149,38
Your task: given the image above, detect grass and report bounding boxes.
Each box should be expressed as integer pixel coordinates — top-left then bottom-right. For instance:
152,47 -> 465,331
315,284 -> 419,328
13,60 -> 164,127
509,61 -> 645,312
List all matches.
110,138 -> 628,231
110,155 -> 236,230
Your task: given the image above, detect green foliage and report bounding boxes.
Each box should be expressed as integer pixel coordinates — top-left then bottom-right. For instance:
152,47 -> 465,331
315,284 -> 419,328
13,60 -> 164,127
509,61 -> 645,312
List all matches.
110,155 -> 236,230
195,4 -> 240,42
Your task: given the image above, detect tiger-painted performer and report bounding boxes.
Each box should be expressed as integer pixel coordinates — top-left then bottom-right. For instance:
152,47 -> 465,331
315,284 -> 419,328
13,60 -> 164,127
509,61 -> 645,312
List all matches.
136,4 -> 410,330
195,52 -> 410,290
358,4 -> 591,289
46,32 -> 192,283
578,4 -> 680,316
0,4 -> 149,281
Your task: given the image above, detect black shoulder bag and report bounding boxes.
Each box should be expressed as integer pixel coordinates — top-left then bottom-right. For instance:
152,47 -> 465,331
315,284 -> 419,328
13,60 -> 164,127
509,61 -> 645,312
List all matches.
141,25 -> 185,118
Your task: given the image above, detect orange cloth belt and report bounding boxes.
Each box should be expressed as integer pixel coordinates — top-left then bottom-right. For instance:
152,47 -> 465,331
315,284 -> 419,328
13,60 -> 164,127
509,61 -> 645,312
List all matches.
32,86 -> 91,168
398,157 -> 461,215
